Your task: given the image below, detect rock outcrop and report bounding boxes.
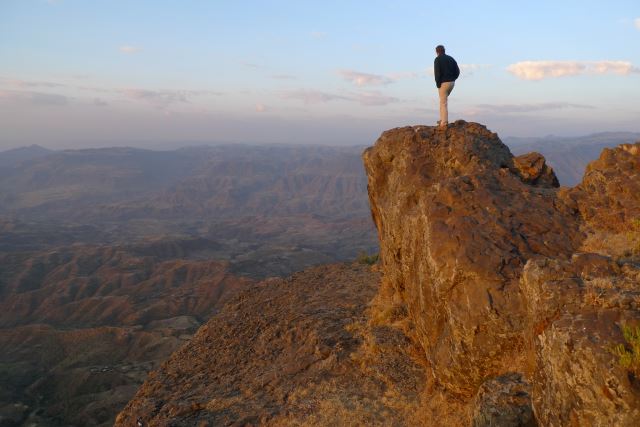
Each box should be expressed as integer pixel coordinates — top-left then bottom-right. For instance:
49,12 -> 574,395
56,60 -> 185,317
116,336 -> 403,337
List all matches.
363,121 -> 640,424
117,121 -> 638,426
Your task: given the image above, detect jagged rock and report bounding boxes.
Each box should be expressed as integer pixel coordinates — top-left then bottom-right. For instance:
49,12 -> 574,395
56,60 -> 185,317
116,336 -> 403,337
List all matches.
513,152 -> 559,188
363,120 -> 640,424
570,143 -> 640,232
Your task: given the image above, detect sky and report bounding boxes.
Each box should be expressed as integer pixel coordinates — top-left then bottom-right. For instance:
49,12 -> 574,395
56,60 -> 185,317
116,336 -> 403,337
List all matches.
1,0 -> 639,149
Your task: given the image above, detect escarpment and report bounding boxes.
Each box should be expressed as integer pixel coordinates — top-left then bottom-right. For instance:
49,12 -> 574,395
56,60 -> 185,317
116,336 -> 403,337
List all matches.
118,121 -> 638,426
363,120 -> 640,425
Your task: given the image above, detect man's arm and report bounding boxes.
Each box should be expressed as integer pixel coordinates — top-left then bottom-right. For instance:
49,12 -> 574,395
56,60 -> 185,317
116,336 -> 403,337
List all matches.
434,57 -> 441,88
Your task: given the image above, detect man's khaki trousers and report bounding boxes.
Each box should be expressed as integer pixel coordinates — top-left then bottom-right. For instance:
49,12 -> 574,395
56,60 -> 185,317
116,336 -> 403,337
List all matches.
438,81 -> 455,126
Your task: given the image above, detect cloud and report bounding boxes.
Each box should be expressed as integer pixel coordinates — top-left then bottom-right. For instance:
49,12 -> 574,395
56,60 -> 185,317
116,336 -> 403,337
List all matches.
635,18 -> 640,30
0,77 -> 68,89
0,90 -> 69,106
386,71 -> 419,80
507,60 -> 640,80
119,88 -> 222,108
122,89 -> 188,106
279,88 -> 399,106
459,64 -> 492,75
270,74 -> 297,80
240,61 -> 262,69
119,45 -> 141,54
338,70 -> 393,87
280,89 -> 349,104
93,98 -> 108,107
310,31 -> 327,39
255,103 -> 267,113
350,91 -> 399,106
467,102 -> 594,115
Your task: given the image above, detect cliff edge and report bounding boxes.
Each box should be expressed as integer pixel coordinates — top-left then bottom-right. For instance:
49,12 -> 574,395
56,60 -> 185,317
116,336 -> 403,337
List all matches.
117,121 -> 639,426
363,120 -> 640,425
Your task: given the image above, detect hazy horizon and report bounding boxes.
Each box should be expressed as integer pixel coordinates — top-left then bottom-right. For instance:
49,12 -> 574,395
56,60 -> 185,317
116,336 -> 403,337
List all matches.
2,0 -> 640,150
3,128 -> 640,153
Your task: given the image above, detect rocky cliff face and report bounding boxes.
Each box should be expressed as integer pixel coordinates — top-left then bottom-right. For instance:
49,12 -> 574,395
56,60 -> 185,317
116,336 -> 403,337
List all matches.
363,121 -> 640,425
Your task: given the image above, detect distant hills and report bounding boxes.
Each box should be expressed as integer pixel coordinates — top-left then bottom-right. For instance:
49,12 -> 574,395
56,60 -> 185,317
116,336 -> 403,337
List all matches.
0,144 -> 377,277
504,132 -> 640,185
0,143 -> 378,426
0,144 -> 52,167
0,144 -> 370,223
1,129 -> 638,425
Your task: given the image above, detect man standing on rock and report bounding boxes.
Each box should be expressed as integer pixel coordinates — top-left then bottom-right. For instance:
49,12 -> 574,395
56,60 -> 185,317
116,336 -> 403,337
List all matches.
434,45 -> 460,128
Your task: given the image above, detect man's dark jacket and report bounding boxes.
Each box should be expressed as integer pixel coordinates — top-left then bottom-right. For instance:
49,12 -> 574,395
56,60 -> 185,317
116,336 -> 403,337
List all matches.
434,54 -> 460,88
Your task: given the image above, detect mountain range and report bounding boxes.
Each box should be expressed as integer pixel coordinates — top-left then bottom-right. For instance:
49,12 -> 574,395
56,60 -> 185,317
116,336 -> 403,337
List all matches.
0,130 -> 638,426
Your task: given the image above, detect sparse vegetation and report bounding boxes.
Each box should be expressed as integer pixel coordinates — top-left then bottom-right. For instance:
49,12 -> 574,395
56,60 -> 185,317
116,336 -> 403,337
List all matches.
610,324 -> 640,377
356,251 -> 379,265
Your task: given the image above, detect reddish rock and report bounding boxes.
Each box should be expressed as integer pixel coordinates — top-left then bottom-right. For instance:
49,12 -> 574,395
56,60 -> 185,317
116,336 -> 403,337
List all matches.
363,121 -> 580,398
115,263 -> 430,426
363,121 -> 640,424
513,151 -> 559,188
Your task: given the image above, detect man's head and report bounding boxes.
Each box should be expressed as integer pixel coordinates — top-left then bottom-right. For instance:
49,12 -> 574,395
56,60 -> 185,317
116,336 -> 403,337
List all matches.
435,45 -> 445,55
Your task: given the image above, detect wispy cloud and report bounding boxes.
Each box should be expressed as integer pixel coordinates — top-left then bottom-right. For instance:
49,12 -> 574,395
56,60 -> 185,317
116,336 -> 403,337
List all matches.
121,89 -> 188,107
93,98 -> 108,107
467,102 -> 594,115
255,103 -> 267,113
635,18 -> 640,30
460,64 -> 492,75
350,91 -> 399,106
280,89 -> 349,104
507,60 -> 640,80
119,45 -> 141,54
270,74 -> 297,80
310,31 -> 327,39
240,61 -> 262,69
0,77 -> 68,89
338,70 -> 393,87
280,88 -> 399,106
0,90 -> 69,106
119,88 -> 221,108
387,71 -> 419,80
